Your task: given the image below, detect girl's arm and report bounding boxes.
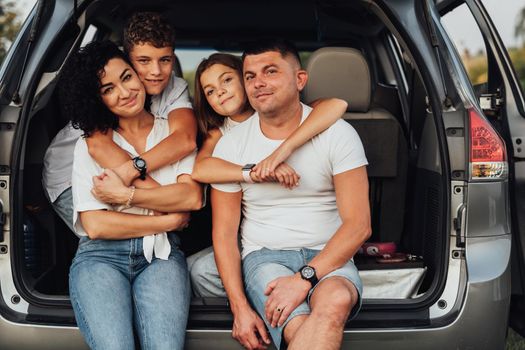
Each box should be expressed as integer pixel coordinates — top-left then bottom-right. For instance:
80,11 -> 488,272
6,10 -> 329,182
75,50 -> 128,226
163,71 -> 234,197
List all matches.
253,98 -> 347,179
80,210 -> 189,240
86,108 -> 197,186
192,129 -> 245,183
192,129 -> 301,187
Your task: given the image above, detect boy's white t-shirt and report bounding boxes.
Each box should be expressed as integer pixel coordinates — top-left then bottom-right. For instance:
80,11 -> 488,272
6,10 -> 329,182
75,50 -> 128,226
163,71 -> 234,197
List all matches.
211,104 -> 368,258
42,75 -> 192,203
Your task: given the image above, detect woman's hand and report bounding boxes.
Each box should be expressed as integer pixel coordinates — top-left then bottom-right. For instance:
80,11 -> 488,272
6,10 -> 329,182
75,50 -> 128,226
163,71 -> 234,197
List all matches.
165,212 -> 190,231
273,163 -> 300,189
250,162 -> 300,189
91,169 -> 129,204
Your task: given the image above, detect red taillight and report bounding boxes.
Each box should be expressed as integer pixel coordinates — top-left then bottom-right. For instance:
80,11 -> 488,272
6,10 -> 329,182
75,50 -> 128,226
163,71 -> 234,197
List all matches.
469,108 -> 507,180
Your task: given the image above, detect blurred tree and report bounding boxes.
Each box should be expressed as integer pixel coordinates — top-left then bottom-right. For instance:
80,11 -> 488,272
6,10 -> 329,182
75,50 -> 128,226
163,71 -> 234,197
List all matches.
516,7 -> 525,44
0,0 -> 21,64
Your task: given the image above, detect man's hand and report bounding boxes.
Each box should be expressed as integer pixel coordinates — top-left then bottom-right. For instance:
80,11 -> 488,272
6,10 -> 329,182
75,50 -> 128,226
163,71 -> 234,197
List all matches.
91,169 -> 129,205
232,305 -> 271,350
264,274 -> 311,328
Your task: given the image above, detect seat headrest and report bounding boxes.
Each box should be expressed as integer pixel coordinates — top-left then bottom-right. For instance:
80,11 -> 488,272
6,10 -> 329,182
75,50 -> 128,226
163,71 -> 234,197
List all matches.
303,47 -> 371,113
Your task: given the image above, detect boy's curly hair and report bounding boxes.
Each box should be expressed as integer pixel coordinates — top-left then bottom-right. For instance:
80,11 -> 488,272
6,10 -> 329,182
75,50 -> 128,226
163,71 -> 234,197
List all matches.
123,12 -> 175,53
59,40 -> 130,137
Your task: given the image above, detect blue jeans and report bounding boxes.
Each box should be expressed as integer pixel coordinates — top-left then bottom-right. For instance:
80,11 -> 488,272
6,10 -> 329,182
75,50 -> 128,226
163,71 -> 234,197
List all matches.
69,234 -> 190,350
52,187 -> 75,232
242,248 -> 363,349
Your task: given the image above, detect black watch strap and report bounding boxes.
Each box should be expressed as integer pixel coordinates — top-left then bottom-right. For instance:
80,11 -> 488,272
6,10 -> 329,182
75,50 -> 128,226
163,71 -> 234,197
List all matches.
299,265 -> 319,288
133,156 -> 147,180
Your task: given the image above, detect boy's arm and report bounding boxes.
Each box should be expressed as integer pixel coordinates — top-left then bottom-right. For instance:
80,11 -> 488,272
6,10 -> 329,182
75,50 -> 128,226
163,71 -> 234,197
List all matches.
129,108 -> 197,177
87,108 -> 197,186
86,131 -> 161,189
253,98 -> 347,179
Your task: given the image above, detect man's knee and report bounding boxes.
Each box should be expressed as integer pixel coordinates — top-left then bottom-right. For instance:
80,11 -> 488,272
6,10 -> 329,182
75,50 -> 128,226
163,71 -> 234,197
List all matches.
311,277 -> 357,322
283,314 -> 308,344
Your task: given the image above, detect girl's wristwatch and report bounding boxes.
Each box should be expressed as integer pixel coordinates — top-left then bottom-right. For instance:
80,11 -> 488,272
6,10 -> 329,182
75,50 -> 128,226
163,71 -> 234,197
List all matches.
242,163 -> 256,183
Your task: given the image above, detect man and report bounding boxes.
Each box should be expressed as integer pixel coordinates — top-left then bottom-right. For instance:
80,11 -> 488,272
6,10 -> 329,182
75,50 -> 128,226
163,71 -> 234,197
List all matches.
42,12 -> 196,231
211,39 -> 371,350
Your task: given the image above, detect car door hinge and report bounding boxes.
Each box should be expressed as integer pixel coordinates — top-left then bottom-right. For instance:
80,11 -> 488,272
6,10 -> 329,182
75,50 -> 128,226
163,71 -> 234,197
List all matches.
479,90 -> 503,117
0,200 -> 4,242
0,122 -> 15,131
454,204 -> 466,248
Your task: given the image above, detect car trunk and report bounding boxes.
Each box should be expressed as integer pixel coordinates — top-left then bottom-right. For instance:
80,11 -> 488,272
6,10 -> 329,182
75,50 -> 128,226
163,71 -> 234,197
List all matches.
10,0 -> 452,330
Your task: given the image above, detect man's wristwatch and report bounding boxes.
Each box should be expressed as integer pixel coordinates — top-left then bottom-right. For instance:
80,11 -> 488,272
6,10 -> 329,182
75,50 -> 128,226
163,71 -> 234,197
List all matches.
242,163 -> 256,183
299,265 -> 319,288
132,156 -> 147,181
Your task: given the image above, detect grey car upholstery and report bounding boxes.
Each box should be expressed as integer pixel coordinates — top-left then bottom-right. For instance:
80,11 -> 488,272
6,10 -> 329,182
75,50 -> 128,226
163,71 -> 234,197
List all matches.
303,47 -> 408,243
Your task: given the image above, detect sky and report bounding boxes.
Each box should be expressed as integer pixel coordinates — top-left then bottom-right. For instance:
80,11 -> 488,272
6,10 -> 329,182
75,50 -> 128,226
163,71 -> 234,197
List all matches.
446,0 -> 525,51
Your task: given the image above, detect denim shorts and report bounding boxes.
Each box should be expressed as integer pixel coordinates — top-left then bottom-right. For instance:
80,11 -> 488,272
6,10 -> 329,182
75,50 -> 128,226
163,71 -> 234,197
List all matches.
242,248 -> 363,349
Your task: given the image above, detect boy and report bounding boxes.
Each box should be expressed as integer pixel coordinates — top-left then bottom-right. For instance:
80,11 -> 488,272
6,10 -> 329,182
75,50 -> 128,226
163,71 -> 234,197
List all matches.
43,12 -> 197,230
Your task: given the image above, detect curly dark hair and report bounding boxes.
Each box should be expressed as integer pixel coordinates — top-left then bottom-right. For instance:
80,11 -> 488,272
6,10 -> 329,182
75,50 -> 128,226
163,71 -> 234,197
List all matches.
59,40 -> 131,137
123,12 -> 175,53
193,53 -> 252,137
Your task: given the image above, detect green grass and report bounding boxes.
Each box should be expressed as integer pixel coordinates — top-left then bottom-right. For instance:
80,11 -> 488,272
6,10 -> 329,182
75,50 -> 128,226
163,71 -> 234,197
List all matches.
507,329 -> 525,350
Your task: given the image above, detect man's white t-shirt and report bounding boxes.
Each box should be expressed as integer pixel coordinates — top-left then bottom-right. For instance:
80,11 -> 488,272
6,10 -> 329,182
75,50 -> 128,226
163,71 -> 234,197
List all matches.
42,75 -> 192,203
211,104 -> 368,258
72,116 -> 196,260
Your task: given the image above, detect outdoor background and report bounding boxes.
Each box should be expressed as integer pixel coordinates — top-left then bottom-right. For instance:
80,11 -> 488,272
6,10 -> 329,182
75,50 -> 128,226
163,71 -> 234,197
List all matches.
1,0 -> 525,348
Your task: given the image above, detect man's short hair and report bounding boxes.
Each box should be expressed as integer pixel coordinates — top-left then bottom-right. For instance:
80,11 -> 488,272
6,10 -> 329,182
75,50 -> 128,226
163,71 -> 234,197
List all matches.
123,12 -> 175,53
242,38 -> 301,67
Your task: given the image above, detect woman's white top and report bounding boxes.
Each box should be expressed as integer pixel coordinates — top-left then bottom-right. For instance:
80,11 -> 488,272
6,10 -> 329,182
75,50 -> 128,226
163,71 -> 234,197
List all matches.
72,116 -> 196,262
43,76 -> 192,203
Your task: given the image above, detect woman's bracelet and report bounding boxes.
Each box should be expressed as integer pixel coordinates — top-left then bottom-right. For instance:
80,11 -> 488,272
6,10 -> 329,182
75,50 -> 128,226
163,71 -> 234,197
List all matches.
125,186 -> 136,208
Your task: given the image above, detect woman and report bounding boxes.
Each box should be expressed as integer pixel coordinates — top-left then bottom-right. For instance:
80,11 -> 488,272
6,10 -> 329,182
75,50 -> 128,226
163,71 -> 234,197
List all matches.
62,40 -> 202,350
188,53 -> 348,297
191,53 -> 347,186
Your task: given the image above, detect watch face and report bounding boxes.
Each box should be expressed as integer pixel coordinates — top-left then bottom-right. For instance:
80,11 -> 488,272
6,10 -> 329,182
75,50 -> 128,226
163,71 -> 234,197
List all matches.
242,163 -> 256,171
301,266 -> 315,279
135,159 -> 146,168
